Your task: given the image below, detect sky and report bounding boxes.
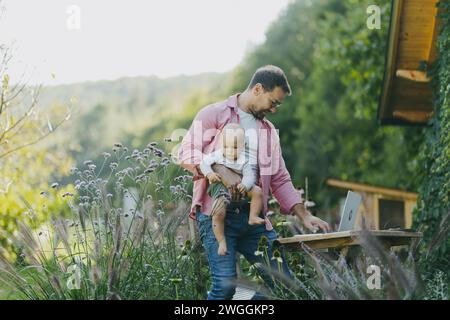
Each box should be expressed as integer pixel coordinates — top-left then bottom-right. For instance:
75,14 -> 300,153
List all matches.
0,0 -> 291,85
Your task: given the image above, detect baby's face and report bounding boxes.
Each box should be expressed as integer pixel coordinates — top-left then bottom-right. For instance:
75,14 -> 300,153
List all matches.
222,129 -> 245,162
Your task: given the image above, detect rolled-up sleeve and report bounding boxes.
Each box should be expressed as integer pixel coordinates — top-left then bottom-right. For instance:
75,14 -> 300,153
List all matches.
178,106 -> 218,178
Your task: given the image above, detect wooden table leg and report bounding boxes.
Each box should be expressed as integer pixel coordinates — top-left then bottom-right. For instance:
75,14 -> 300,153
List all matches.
339,247 -> 349,260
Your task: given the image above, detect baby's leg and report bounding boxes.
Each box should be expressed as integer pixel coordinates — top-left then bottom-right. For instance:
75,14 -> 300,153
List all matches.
211,199 -> 228,256
247,186 -> 265,225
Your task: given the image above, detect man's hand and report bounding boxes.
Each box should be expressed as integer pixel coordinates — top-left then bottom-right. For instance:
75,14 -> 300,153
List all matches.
292,203 -> 331,233
212,164 -> 243,201
206,172 -> 221,184
302,214 -> 331,233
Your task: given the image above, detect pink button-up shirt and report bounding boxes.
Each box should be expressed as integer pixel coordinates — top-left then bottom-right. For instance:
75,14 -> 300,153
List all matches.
178,93 -> 303,229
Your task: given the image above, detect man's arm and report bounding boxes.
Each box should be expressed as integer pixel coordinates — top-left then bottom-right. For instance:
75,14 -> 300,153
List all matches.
178,107 -> 218,178
270,153 -> 303,214
270,146 -> 331,233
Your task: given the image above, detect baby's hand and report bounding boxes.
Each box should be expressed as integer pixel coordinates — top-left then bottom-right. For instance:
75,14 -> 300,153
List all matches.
237,183 -> 247,196
207,172 -> 222,184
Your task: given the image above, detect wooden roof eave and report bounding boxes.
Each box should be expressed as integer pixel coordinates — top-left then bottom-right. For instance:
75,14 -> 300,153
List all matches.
378,0 -> 404,125
378,0 -> 439,126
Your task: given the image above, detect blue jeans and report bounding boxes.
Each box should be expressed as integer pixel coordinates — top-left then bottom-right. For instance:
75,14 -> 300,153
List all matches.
196,205 -> 294,300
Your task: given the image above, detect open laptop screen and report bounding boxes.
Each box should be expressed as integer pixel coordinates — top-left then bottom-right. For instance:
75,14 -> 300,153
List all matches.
338,191 -> 362,232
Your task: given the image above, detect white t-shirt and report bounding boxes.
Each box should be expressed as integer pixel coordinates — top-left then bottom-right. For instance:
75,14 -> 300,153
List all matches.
237,106 -> 258,167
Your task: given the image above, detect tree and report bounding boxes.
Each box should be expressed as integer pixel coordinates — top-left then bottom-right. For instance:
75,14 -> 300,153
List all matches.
0,46 -> 71,160
0,38 -> 74,259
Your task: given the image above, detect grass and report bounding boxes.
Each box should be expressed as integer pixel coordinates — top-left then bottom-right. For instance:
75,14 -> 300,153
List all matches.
234,212 -> 449,300
0,140 -> 448,300
0,141 -> 210,300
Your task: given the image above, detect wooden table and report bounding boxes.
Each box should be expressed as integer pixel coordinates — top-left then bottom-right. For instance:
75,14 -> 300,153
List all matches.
275,230 -> 422,252
234,230 -> 421,299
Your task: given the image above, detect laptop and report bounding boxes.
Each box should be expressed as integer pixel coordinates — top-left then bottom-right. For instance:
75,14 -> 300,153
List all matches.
337,191 -> 362,232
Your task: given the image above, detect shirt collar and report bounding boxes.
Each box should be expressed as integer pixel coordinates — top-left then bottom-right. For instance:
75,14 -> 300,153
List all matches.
226,93 -> 270,126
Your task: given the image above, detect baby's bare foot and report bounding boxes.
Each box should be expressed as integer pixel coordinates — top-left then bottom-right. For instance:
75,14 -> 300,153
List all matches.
248,216 -> 266,225
217,240 -> 228,256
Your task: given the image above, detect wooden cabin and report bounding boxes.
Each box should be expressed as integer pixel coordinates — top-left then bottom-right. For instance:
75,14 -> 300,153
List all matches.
378,0 -> 441,125
326,179 -> 418,230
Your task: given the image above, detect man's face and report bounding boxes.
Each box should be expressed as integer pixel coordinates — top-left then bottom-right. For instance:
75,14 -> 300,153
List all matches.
248,84 -> 286,120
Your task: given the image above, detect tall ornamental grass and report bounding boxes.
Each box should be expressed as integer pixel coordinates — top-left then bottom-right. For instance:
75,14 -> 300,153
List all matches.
0,141 -> 210,299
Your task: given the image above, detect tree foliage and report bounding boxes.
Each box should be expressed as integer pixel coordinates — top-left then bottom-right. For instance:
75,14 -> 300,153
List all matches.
229,0 -> 423,211
0,44 -> 74,259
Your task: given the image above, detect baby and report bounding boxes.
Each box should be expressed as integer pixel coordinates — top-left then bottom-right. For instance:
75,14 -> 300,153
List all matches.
199,123 -> 265,256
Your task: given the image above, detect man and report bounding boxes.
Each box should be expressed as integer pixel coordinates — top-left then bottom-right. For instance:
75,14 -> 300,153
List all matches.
178,65 -> 330,300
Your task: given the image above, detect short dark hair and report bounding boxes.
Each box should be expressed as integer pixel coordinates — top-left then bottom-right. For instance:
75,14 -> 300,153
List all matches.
247,65 -> 292,95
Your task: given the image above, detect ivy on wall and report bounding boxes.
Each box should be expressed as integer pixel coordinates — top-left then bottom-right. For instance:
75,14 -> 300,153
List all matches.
414,0 -> 450,274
